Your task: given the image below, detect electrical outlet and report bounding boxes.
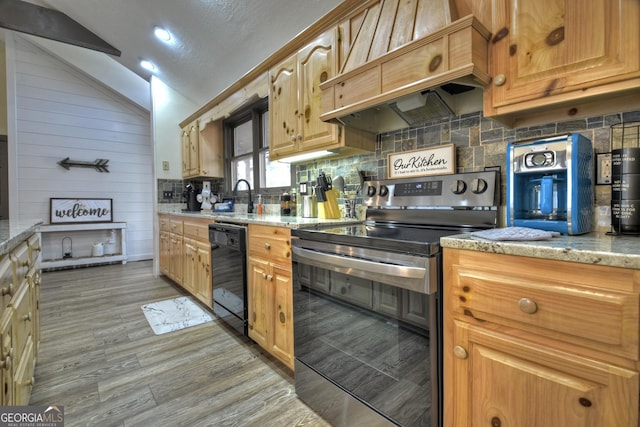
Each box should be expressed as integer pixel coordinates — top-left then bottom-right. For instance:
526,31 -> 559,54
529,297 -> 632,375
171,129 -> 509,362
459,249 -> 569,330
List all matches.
163,191 -> 173,199
596,153 -> 612,185
162,161 -> 170,171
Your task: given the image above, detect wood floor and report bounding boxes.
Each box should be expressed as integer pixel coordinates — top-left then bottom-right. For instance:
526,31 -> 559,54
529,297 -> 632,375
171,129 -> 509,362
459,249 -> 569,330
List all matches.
29,260 -> 330,427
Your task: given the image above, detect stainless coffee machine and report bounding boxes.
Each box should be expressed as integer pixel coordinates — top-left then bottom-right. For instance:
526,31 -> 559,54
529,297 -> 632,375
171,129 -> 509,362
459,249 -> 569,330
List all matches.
507,134 -> 594,235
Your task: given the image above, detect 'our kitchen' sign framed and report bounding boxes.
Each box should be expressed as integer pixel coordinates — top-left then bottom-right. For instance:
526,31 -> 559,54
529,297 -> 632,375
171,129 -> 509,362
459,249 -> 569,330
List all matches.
387,144 -> 455,178
50,198 -> 113,224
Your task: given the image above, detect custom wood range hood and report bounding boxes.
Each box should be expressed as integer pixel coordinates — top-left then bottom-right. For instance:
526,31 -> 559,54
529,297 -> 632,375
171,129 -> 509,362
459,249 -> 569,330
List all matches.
320,0 -> 491,133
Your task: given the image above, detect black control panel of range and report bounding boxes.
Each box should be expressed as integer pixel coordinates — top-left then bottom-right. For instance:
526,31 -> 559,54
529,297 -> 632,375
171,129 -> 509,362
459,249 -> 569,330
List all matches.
364,170 -> 499,208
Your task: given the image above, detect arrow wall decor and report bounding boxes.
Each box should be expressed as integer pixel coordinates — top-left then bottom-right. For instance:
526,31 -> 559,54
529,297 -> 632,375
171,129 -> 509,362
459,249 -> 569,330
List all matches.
58,157 -> 110,173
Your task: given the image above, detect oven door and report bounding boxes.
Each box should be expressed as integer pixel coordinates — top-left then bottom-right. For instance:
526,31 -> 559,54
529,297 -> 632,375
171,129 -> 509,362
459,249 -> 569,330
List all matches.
292,240 -> 441,427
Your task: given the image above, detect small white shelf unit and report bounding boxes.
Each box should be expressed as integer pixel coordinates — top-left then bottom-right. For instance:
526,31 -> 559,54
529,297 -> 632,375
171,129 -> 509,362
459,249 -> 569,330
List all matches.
38,222 -> 127,270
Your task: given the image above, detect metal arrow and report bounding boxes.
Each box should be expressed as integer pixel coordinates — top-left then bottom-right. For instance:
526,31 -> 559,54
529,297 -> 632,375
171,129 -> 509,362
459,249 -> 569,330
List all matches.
57,157 -> 110,173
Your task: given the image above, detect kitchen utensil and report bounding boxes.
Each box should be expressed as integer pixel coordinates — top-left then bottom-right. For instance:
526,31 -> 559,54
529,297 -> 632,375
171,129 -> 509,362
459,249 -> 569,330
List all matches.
356,169 -> 366,195
333,176 -> 345,194
301,194 -> 317,217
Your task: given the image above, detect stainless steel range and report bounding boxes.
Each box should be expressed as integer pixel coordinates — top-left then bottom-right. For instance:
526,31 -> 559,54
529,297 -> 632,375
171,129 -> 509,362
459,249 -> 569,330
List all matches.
292,170 -> 500,427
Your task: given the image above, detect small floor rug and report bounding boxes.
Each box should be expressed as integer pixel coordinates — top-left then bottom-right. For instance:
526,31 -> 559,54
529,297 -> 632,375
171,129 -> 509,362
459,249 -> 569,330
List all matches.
141,296 -> 213,335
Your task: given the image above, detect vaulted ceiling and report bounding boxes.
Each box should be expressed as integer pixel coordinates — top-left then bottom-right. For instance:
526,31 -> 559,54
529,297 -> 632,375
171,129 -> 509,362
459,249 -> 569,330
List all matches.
24,0 -> 343,107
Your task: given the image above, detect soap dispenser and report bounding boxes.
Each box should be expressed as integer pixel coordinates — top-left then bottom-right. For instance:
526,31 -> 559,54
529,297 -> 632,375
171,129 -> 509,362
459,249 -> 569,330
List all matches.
257,194 -> 263,215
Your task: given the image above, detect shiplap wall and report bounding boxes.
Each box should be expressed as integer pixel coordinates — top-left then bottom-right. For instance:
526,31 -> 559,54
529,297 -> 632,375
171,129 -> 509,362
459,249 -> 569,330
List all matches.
10,35 -> 153,261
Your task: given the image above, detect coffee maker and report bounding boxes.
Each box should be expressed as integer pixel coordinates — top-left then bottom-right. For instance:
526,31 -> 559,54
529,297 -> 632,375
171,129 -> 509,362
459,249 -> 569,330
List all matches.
507,134 -> 594,235
183,183 -> 202,212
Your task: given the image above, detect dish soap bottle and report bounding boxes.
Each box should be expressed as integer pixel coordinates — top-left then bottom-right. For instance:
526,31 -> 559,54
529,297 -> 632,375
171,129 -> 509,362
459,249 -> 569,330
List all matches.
257,194 -> 263,215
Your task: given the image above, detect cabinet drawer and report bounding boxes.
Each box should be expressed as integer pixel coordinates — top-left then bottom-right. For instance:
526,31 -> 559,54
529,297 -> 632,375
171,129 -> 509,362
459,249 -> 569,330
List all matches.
0,256 -> 14,310
448,251 -> 639,360
10,243 -> 30,285
248,225 -> 291,264
27,234 -> 41,265
169,218 -> 184,235
159,215 -> 171,232
183,219 -> 212,242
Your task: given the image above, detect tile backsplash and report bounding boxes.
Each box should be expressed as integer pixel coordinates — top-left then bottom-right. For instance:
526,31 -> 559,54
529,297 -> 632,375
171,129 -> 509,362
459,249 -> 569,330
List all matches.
159,108 -> 640,230
294,109 -> 640,229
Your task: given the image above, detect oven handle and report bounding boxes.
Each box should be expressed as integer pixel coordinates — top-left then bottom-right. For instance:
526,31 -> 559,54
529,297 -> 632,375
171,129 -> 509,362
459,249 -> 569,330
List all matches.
292,246 -> 436,294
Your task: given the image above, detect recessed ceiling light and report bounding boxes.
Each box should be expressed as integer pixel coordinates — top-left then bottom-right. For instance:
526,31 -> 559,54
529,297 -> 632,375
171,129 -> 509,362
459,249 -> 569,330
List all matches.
153,26 -> 172,42
140,59 -> 156,72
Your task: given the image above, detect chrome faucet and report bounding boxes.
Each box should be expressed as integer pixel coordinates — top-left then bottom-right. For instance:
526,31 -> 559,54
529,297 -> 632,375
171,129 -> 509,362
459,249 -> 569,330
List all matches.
233,179 -> 253,213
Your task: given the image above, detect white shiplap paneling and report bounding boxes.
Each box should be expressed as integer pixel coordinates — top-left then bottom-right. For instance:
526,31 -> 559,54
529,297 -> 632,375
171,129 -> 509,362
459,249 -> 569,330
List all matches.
11,35 -> 153,261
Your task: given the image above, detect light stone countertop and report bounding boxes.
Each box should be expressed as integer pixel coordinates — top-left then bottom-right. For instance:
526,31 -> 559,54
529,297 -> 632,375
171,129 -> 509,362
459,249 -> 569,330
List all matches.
0,218 -> 44,255
441,231 -> 640,270
158,204 -> 362,229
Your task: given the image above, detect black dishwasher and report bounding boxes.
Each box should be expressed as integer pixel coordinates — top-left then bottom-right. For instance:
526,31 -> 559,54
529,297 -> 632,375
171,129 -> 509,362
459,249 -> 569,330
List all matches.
209,223 -> 248,336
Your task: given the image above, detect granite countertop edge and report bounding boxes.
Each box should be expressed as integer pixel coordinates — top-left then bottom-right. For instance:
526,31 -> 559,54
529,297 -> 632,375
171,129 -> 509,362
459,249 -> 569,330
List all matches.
0,219 -> 44,255
441,232 -> 640,270
158,208 -> 362,229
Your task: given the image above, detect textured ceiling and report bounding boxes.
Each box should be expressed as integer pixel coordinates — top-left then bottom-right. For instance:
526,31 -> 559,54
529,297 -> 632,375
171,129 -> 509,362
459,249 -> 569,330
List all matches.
30,0 -> 344,107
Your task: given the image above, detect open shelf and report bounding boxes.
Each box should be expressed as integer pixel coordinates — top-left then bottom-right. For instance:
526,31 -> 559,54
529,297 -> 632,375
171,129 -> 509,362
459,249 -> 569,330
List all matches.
38,222 -> 127,270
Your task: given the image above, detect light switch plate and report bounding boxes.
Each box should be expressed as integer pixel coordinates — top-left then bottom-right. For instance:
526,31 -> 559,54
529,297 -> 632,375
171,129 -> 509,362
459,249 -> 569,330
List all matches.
596,153 -> 612,185
162,161 -> 170,171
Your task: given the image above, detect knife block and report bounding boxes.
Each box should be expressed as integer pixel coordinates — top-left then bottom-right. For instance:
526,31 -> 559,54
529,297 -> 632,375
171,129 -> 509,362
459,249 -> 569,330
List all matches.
318,189 -> 341,219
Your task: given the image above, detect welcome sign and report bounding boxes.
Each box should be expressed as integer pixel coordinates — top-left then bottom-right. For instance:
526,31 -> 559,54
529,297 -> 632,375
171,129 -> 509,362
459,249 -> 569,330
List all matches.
50,198 -> 113,224
387,144 -> 455,178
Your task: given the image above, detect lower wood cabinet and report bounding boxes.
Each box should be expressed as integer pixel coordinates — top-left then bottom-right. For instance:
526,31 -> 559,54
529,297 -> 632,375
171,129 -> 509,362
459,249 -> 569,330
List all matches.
443,248 -> 640,427
247,224 -> 294,370
0,233 -> 41,406
158,214 -> 213,308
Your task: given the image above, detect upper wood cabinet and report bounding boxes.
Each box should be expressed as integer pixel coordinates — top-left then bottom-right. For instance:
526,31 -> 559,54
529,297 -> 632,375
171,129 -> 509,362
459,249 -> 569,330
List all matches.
181,119 -> 224,179
484,0 -> 640,127
269,29 -> 375,161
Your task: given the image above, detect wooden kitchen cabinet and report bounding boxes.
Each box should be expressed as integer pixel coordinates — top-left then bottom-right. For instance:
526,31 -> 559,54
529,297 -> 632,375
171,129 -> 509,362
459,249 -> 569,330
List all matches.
443,248 -> 640,427
182,237 -> 198,296
181,119 -> 224,179
183,218 -> 213,308
158,215 -> 213,308
0,233 -> 40,406
269,29 -> 375,160
247,224 -> 294,370
484,0 -> 640,127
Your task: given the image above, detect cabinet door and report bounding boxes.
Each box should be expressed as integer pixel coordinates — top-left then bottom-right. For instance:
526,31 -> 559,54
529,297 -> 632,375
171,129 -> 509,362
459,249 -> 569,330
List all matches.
159,232 -> 171,276
270,264 -> 293,370
28,269 -> 40,354
247,257 -> 270,349
195,241 -> 212,308
269,54 -> 299,157
188,121 -> 200,176
0,256 -> 14,313
13,337 -> 34,406
446,321 -> 639,427
486,0 -> 640,111
10,281 -> 31,365
0,309 -> 13,405
182,238 -> 197,295
180,126 -> 191,176
298,29 -> 339,151
169,234 -> 183,284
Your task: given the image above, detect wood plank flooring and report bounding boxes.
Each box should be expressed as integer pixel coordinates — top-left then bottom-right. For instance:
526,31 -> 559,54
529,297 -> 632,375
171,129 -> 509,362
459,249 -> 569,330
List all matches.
29,261 -> 330,427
